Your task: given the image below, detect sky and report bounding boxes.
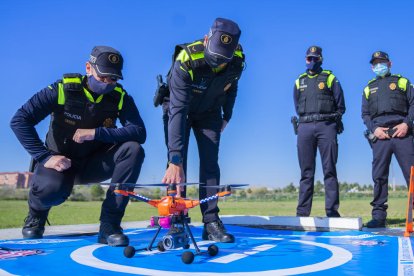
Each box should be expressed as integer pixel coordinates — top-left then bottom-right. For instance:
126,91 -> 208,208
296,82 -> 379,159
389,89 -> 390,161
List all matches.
1,0 -> 414,188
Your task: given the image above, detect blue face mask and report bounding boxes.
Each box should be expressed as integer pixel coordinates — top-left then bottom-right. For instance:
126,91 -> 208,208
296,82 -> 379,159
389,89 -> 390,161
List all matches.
87,75 -> 116,95
306,61 -> 322,71
372,63 -> 389,77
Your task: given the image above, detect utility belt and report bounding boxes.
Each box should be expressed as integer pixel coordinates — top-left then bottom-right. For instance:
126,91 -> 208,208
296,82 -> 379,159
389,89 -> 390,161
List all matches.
299,113 -> 339,123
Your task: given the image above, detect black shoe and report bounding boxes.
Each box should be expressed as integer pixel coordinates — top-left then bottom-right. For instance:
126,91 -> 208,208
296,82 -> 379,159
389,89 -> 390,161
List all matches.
327,211 -> 341,218
22,214 -> 48,239
365,219 -> 386,228
202,220 -> 235,243
98,222 -> 129,247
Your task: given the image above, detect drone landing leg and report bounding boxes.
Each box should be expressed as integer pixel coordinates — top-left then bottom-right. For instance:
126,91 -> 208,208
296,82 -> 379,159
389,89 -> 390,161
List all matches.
146,225 -> 162,251
184,220 -> 201,254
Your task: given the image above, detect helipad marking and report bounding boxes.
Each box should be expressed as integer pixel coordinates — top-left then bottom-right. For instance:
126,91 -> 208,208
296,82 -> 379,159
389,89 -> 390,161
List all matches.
70,237 -> 353,275
398,237 -> 414,276
210,244 -> 276,263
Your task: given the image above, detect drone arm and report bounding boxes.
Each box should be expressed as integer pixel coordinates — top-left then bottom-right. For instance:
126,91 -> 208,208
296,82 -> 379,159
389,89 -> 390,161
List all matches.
199,191 -> 231,204
114,189 -> 152,203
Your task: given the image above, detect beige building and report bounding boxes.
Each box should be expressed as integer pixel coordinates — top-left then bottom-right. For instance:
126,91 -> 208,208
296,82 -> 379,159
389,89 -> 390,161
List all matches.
0,172 -> 33,188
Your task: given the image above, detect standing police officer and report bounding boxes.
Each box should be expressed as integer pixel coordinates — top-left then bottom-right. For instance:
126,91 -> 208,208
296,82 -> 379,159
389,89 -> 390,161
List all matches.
362,51 -> 414,228
293,46 -> 345,218
161,18 -> 245,243
10,46 -> 146,246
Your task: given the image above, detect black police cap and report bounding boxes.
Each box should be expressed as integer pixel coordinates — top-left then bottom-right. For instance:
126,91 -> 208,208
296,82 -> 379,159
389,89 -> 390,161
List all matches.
89,46 -> 124,80
370,51 -> 390,64
306,46 -> 322,57
205,18 -> 241,61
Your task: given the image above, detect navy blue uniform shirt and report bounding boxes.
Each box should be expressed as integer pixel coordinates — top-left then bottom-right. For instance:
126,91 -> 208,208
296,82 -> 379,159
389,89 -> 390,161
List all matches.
361,74 -> 414,132
167,60 -> 240,161
10,79 -> 146,165
293,68 -> 346,116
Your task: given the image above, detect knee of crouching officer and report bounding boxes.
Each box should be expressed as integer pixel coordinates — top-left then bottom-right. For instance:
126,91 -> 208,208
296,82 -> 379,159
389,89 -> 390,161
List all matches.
119,141 -> 145,163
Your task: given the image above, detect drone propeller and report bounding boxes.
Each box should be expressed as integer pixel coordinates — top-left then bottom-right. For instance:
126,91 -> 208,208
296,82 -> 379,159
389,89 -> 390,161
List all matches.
134,183 -> 203,187
202,184 -> 249,190
87,183 -> 143,189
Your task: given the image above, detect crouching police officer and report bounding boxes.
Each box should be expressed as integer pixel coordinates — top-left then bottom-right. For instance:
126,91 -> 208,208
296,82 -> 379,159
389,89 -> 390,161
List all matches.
293,46 -> 346,218
362,51 -> 414,228
161,18 -> 245,243
10,46 -> 146,246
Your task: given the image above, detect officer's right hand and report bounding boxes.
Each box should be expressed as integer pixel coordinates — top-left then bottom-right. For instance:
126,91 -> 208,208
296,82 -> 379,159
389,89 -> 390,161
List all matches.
44,155 -> 72,172
162,164 -> 185,184
373,127 -> 390,140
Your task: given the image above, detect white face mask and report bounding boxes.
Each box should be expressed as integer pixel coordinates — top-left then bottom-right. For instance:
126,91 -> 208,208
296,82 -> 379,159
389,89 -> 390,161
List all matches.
372,63 -> 389,77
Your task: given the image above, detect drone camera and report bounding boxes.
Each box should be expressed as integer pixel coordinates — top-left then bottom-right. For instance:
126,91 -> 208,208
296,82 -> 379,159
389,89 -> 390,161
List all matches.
163,232 -> 189,250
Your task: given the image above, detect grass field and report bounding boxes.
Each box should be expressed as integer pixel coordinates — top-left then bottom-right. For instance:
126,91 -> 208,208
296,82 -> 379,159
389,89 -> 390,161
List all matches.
0,196 -> 409,229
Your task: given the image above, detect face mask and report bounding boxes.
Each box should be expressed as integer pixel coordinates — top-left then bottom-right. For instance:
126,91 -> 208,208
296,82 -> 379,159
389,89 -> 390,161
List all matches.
204,51 -> 228,69
87,75 -> 116,95
306,61 -> 322,71
372,63 -> 389,77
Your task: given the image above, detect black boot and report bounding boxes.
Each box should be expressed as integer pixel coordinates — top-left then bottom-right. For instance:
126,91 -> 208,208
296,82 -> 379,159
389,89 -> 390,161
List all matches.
365,219 -> 386,228
98,222 -> 129,247
22,213 -> 48,239
202,220 -> 235,243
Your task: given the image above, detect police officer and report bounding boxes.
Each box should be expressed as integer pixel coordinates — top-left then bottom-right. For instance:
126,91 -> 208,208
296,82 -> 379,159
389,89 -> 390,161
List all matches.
10,46 -> 146,246
161,18 -> 245,243
362,51 -> 414,228
294,46 -> 345,218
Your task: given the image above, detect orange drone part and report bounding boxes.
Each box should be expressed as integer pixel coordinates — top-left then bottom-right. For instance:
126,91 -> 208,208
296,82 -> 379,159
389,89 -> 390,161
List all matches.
148,196 -> 200,216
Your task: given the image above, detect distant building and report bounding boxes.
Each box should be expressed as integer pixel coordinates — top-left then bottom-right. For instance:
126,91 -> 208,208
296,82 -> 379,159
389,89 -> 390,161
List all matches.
0,172 -> 33,188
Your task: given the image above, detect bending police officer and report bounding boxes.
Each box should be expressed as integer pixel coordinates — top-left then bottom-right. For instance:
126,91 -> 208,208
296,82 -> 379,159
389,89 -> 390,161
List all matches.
293,46 -> 346,218
361,51 -> 414,228
10,46 -> 146,246
161,18 -> 245,243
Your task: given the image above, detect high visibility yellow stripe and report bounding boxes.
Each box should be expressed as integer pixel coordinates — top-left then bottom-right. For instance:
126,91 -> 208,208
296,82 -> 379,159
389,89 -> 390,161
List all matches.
63,77 -> 81,84
295,79 -> 300,89
114,86 -> 125,110
58,83 -> 65,105
364,86 -> 370,99
234,50 -> 243,58
327,74 -> 335,89
398,77 -> 408,92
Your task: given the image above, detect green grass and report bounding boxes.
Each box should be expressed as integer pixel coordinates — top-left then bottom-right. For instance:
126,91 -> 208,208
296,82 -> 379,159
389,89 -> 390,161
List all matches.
0,197 -> 408,229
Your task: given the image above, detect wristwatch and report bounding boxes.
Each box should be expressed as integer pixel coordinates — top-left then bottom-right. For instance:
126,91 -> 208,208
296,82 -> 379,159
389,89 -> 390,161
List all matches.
169,155 -> 183,166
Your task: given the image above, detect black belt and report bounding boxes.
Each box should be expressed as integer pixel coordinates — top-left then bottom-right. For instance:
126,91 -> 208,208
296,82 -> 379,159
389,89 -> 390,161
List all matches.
299,113 -> 339,123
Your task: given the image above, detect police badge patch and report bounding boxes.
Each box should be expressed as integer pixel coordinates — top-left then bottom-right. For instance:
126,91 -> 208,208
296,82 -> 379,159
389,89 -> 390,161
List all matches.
318,82 -> 325,90
103,118 -> 115,128
389,83 -> 397,90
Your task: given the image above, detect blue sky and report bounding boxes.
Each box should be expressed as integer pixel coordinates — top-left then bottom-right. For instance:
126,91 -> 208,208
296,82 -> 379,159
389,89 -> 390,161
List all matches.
1,0 -> 414,188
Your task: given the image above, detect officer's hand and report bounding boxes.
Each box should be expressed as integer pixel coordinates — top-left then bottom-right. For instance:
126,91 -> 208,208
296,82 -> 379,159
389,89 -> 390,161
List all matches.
162,164 -> 185,184
73,129 -> 95,143
221,120 -> 228,132
392,123 -> 408,138
44,155 -> 72,172
374,127 -> 390,140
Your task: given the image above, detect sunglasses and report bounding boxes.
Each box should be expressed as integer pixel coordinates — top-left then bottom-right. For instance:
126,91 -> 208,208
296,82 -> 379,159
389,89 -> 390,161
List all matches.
306,56 -> 322,62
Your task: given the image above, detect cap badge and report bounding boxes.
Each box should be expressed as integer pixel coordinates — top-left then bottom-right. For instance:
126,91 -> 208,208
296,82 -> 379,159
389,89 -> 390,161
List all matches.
310,47 -> 317,53
221,34 -> 232,44
389,83 -> 397,90
90,55 -> 97,63
103,118 -> 115,128
108,54 -> 120,64
318,82 -> 325,90
374,52 -> 381,57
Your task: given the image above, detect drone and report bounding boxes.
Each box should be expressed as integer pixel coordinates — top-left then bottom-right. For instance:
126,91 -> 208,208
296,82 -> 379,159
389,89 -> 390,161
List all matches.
109,182 -> 247,264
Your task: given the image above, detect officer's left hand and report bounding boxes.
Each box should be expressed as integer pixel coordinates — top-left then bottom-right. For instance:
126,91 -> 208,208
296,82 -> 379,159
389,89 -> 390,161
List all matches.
221,120 -> 228,132
391,123 -> 408,138
73,129 -> 95,143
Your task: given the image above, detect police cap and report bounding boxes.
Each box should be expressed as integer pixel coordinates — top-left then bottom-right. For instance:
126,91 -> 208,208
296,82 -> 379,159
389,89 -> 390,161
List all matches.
370,51 -> 390,64
306,46 -> 322,58
89,46 -> 124,80
206,18 -> 241,62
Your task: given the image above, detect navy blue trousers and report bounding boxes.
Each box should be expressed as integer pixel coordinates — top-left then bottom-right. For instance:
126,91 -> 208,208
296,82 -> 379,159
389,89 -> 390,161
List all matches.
28,141 -> 145,225
296,121 -> 339,217
163,107 -> 222,224
371,135 -> 414,220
